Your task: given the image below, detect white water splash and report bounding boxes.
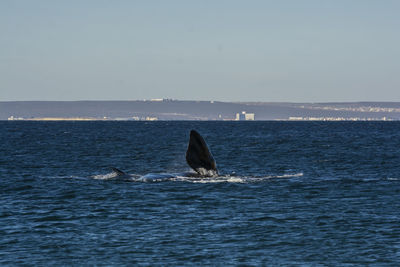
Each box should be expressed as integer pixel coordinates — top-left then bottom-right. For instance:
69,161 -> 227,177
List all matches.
92,172 -> 119,180
91,171 -> 303,183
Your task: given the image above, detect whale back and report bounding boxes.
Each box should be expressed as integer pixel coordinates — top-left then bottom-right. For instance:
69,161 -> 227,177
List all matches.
186,130 -> 218,177
111,167 -> 127,176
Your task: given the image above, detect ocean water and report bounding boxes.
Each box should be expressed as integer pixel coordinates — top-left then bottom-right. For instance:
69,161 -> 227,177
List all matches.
1,121 -> 400,265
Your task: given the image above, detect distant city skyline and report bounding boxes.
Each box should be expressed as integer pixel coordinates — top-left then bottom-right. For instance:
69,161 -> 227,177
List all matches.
1,1 -> 399,102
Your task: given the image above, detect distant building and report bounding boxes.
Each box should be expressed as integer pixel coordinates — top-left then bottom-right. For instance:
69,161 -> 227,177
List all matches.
8,116 -> 24,120
145,116 -> 158,121
245,113 -> 255,120
235,111 -> 255,121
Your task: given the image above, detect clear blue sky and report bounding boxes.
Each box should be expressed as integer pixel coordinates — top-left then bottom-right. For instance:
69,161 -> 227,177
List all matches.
1,0 -> 399,102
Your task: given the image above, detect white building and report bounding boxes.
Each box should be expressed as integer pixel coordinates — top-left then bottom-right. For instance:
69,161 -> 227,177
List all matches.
145,116 -> 158,121
235,111 -> 255,121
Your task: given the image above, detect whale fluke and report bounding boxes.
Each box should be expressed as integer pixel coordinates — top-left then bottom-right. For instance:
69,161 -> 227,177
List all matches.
186,130 -> 218,177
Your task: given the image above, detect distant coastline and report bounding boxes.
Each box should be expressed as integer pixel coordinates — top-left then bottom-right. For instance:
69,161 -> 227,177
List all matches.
2,100 -> 400,121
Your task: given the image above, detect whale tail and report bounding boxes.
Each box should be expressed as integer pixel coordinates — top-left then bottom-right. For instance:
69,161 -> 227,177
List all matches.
186,130 -> 218,177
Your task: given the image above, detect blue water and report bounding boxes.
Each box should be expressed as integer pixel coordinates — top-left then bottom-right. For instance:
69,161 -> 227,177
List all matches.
1,121 -> 400,265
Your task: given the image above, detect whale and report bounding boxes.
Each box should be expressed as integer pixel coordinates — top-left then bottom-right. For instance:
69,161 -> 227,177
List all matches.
110,130 -> 218,179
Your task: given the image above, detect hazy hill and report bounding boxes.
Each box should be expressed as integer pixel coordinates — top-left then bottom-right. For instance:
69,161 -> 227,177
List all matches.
1,100 -> 400,120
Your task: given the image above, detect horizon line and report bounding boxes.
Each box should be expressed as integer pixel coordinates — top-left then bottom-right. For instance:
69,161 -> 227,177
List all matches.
2,99 -> 400,104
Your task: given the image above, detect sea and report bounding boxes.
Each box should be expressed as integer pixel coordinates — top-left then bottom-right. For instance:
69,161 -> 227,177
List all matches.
1,121 -> 400,265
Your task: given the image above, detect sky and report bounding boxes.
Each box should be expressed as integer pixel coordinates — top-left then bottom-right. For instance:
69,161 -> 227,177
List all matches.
1,0 -> 399,102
